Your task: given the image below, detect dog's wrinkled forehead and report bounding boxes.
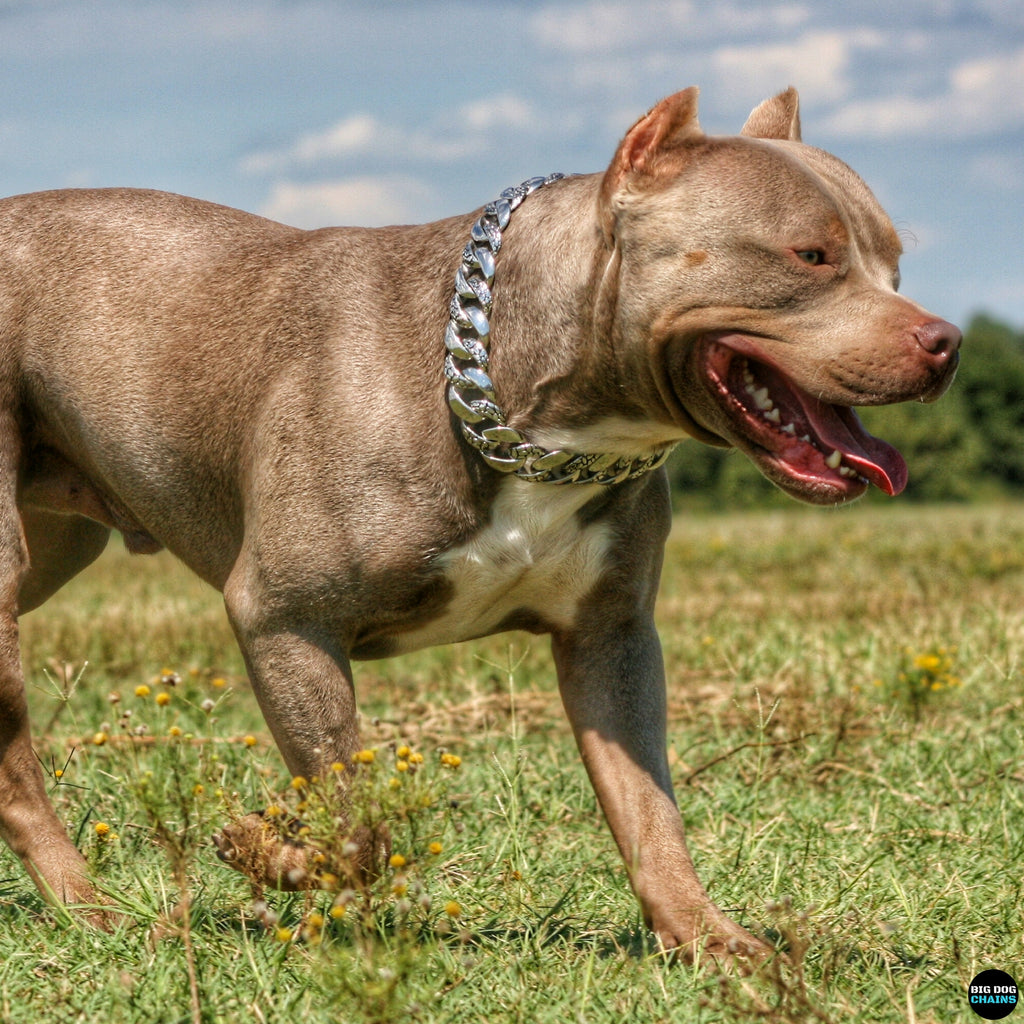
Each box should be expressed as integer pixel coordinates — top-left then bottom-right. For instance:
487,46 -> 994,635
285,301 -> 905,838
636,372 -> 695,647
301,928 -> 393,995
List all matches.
768,140 -> 904,263
643,135 -> 904,272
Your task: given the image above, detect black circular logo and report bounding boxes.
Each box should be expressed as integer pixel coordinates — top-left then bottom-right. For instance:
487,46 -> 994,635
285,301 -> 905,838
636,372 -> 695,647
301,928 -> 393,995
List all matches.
969,970 -> 1019,1020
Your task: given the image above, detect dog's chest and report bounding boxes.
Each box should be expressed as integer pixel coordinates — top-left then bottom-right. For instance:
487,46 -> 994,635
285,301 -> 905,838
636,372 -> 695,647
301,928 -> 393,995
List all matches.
391,480 -> 611,653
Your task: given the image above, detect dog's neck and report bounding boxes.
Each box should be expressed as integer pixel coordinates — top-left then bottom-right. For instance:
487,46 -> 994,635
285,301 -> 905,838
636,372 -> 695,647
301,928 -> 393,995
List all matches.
444,175 -> 677,486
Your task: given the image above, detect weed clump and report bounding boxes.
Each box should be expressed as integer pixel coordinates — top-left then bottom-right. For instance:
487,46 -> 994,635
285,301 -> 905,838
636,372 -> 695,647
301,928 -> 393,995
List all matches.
876,646 -> 962,719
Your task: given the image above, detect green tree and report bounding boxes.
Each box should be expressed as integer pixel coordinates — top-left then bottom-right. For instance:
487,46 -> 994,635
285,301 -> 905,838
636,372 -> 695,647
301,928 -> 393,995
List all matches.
950,314 -> 1024,490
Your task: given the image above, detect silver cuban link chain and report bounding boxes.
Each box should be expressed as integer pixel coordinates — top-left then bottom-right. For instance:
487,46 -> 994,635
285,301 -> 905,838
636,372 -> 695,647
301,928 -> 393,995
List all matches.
445,174 -> 676,485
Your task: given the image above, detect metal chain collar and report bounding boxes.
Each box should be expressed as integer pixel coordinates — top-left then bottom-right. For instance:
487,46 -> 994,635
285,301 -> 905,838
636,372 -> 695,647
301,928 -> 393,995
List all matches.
445,174 -> 676,485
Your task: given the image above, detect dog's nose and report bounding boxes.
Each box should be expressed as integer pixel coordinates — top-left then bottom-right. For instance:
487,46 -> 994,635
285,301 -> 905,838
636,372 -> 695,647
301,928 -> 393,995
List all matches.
915,319 -> 962,360
915,318 -> 962,401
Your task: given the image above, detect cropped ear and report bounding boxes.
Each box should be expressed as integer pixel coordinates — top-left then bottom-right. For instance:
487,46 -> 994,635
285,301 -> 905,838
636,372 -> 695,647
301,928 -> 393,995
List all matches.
741,88 -> 802,141
600,87 -> 704,242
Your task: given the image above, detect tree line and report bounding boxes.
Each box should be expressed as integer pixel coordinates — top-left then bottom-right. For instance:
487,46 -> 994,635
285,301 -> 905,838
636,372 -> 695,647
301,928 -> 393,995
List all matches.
667,314 -> 1024,508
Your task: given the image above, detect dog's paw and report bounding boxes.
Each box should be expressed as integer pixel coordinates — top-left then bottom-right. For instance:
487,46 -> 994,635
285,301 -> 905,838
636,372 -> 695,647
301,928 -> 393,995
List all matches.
651,912 -> 777,970
213,812 -> 317,890
212,812 -> 391,892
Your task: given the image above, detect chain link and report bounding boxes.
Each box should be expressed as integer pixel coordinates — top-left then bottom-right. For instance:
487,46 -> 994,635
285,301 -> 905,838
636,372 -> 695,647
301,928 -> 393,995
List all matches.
445,174 -> 675,485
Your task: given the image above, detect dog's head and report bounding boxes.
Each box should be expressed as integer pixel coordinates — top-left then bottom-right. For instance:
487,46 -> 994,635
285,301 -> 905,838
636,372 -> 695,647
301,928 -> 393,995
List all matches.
600,87 -> 960,505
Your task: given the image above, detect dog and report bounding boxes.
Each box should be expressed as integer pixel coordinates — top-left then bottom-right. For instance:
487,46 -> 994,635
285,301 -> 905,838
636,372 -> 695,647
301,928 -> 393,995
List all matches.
0,87 -> 959,960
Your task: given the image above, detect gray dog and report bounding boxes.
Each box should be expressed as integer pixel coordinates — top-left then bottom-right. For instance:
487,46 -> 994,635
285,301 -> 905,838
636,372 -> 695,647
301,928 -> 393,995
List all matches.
0,87 -> 959,960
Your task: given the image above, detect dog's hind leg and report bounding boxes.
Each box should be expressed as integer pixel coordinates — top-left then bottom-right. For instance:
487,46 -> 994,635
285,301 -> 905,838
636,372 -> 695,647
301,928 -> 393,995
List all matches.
0,418 -> 102,911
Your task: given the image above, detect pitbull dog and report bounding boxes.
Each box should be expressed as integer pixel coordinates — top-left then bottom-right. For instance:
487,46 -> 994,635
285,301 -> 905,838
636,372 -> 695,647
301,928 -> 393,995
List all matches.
0,87 -> 959,960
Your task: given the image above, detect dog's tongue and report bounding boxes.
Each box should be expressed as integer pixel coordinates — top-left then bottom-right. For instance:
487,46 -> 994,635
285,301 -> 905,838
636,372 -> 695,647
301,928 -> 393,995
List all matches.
801,396 -> 907,496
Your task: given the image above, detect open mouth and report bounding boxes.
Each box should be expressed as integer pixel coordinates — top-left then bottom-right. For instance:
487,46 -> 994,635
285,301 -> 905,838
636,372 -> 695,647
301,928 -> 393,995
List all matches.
702,339 -> 908,502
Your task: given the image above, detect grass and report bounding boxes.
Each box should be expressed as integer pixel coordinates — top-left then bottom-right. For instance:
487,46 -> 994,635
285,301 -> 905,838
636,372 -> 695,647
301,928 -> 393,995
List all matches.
3,501 -> 1023,1023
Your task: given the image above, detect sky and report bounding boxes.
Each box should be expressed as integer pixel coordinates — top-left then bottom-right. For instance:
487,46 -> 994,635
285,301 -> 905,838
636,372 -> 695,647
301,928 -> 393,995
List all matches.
0,0 -> 1021,333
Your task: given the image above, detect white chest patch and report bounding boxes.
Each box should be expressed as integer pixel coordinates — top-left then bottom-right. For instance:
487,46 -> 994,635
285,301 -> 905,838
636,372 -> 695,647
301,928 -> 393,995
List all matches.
393,478 -> 611,653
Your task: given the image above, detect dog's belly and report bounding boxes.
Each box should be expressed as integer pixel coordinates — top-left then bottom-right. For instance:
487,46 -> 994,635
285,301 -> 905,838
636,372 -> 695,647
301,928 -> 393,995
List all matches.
385,479 -> 611,655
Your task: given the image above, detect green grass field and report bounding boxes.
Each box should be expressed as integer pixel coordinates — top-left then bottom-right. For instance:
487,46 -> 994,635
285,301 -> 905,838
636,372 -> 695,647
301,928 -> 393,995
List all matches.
3,502 -> 1022,1023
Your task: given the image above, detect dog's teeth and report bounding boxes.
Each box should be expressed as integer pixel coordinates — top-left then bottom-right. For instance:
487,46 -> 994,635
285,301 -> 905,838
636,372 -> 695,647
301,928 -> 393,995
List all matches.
800,435 -> 812,444
781,423 -> 796,435
825,449 -> 843,470
764,407 -> 781,424
839,466 -> 858,478
752,387 -> 773,411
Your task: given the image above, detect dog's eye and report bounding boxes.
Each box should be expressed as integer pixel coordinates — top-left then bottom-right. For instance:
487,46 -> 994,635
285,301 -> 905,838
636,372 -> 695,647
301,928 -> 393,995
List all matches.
794,249 -> 825,266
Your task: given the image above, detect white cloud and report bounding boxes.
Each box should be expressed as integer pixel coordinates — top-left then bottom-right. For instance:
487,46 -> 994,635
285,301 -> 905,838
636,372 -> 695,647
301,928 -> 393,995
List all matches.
529,1 -> 811,54
826,46 -> 1024,138
242,115 -> 385,173
530,1 -> 691,53
0,0 -> 278,58
458,93 -> 535,132
710,29 -> 884,106
289,114 -> 382,162
242,94 -> 540,175
259,176 -> 439,229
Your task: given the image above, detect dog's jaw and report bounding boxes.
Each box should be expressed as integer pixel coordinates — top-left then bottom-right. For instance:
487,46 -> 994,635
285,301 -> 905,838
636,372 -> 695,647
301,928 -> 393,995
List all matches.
677,336 -> 910,504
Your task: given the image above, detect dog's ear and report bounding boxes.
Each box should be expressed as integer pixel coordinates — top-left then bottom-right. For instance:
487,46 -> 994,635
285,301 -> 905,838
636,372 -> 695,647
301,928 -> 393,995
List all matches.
740,88 -> 802,141
600,87 -> 704,242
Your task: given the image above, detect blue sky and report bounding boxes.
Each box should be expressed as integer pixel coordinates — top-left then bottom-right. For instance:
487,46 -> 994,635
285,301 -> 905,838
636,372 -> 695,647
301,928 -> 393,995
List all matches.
0,0 -> 1021,332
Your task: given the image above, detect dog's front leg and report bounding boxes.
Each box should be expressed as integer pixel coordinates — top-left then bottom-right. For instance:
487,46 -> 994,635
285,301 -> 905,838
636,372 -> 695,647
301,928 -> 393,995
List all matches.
216,588 -> 385,887
226,626 -> 361,777
552,617 -> 769,962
